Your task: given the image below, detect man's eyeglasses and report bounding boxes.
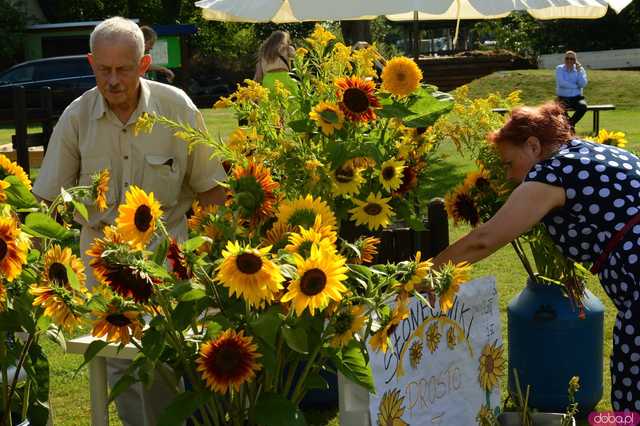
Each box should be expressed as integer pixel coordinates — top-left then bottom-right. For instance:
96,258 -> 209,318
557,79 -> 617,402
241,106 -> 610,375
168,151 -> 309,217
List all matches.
565,57 -> 576,61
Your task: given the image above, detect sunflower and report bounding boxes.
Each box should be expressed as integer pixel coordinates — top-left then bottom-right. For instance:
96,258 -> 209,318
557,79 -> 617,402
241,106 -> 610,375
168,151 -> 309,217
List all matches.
463,168 -> 492,193
349,236 -> 380,264
0,283 -> 5,311
115,186 -> 163,249
217,241 -> 283,308
377,388 -> 408,426
381,56 -> 422,98
426,322 -> 441,353
391,294 -> 410,325
409,340 -> 424,369
332,162 -> 364,197
393,165 -> 418,195
0,154 -> 31,190
309,102 -> 345,136
275,194 -> 337,231
335,76 -> 380,122
187,201 -> 219,232
196,329 -> 262,394
0,216 -> 28,282
349,192 -> 393,231
231,161 -> 279,226
167,239 -> 191,280
330,305 -> 366,348
445,185 -> 480,226
42,244 -> 86,290
401,251 -> 432,292
91,169 -> 110,212
281,244 -> 348,316
285,215 -> 337,258
478,341 -> 505,391
437,261 -> 472,314
30,285 -> 83,330
0,180 -> 9,203
369,314 -> 398,353
378,159 -> 406,193
596,128 -> 627,148
92,304 -> 143,345
263,221 -> 294,250
447,326 -> 457,350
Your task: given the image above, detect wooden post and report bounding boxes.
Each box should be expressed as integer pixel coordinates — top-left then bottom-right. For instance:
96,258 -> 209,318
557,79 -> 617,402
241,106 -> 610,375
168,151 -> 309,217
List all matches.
427,198 -> 449,257
12,86 -> 29,175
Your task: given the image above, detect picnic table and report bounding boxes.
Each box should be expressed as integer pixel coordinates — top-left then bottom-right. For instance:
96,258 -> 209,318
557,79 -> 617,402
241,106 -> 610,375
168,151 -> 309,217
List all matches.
492,104 -> 616,135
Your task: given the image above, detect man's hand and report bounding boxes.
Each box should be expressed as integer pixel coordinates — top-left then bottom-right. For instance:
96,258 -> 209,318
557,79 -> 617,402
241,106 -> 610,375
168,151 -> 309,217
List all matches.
575,61 -> 582,70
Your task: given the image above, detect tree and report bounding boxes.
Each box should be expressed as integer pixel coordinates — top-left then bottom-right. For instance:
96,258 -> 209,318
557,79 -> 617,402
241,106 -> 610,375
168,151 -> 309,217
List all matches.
1,0 -> 29,69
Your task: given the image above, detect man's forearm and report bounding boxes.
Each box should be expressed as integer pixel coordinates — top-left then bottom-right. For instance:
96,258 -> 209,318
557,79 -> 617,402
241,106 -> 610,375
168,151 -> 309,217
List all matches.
197,185 -> 226,207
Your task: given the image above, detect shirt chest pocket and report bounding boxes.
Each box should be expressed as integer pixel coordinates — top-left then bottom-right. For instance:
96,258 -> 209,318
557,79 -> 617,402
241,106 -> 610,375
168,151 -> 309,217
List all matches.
141,154 -> 181,208
79,156 -> 116,206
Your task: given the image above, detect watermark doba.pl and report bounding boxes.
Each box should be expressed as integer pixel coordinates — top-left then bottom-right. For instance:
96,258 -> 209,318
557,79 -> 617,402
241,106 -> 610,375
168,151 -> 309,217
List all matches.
589,411 -> 640,426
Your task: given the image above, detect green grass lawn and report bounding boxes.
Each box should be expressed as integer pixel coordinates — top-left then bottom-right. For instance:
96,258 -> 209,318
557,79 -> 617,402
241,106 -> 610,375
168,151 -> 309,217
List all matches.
22,70 -> 640,424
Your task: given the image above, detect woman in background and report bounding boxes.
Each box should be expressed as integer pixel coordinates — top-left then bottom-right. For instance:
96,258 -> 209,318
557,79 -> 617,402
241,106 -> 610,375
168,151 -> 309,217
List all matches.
254,30 -> 297,94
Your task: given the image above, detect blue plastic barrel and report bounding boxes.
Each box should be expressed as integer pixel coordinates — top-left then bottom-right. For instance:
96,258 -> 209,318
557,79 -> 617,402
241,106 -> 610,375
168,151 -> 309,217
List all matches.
507,278 -> 605,412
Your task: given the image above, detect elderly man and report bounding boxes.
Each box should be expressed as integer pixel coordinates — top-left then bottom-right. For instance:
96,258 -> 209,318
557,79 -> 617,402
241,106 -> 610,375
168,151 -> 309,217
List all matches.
33,17 -> 226,426
555,50 -> 588,131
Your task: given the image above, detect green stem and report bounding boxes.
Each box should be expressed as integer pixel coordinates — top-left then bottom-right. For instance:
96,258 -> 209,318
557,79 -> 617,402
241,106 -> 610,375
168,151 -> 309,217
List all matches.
510,239 -> 536,282
1,332 -> 9,426
4,334 -> 34,425
290,344 -> 322,404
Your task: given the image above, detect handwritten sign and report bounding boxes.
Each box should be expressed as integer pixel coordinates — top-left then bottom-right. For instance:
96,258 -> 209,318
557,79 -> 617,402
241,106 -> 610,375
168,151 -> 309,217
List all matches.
367,276 -> 503,425
150,40 -> 169,66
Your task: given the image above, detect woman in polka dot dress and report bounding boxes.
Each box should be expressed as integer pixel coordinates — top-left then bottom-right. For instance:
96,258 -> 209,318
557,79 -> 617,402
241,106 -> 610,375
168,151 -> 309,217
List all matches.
433,102 -> 640,411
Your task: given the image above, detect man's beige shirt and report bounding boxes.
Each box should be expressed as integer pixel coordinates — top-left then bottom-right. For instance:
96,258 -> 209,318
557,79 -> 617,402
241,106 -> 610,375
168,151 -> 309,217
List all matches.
33,79 -> 227,286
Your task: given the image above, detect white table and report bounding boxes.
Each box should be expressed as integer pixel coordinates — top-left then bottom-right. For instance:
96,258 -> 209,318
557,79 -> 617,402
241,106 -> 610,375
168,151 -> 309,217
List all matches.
66,335 -> 139,426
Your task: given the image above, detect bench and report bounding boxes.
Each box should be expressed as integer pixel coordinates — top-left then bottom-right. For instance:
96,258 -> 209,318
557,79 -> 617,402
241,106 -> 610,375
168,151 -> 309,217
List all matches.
492,104 -> 616,135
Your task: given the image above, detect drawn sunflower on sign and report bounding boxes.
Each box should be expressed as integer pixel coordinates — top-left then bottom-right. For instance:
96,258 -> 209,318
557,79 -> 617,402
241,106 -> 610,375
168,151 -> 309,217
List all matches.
447,326 -> 457,350
426,322 -> 441,354
377,388 -> 408,426
478,341 -> 505,391
409,340 -> 424,369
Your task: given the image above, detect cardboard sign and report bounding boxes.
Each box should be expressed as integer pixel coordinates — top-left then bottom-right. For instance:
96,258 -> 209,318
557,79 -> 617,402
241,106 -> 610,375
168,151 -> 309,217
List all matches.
368,276 -> 503,425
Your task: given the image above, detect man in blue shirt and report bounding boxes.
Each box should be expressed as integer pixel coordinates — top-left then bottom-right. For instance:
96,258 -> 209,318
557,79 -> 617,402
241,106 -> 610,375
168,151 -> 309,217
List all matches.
556,50 -> 588,131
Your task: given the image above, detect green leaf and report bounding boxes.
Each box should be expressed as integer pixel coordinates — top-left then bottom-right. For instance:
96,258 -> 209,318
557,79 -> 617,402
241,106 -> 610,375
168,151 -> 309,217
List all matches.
249,306 -> 283,350
305,372 -> 329,391
146,261 -> 173,280
183,236 -> 211,252
65,264 -> 81,292
319,109 -> 339,124
403,86 -> 453,128
141,327 -> 165,361
206,321 -> 223,339
152,238 -> 169,265
289,119 -> 314,133
23,212 -> 74,240
0,310 -> 20,331
75,340 -> 108,375
4,175 -> 38,209
378,100 -> 414,119
108,373 -> 137,403
334,341 -> 375,393
254,393 -> 307,426
172,301 -> 196,332
282,324 -> 308,354
158,391 -> 208,426
179,288 -> 206,302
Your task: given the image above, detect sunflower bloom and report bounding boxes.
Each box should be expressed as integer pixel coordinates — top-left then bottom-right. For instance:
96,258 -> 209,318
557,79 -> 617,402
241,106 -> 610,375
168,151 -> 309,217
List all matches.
285,215 -> 337,258
350,236 -> 380,265
402,251 -> 432,292
196,329 -> 262,394
30,286 -> 83,330
275,194 -> 337,230
332,162 -> 364,197
309,102 -> 344,136
445,185 -> 480,226
336,76 -> 380,123
377,388 -> 408,426
447,326 -> 457,350
263,221 -> 294,249
349,192 -> 393,231
0,180 -> 9,203
381,56 -> 423,97
478,342 -> 505,391
281,244 -> 348,316
92,169 -> 110,212
0,216 -> 28,282
92,305 -> 143,345
379,159 -> 406,193
167,239 -> 191,280
217,241 -> 283,308
330,305 -> 366,348
0,155 -> 31,190
463,168 -> 492,193
596,128 -> 627,148
369,321 -> 394,353
426,322 -> 441,353
409,340 -> 424,369
41,244 -> 86,290
231,161 -> 279,226
437,261 -> 472,313
115,186 -> 163,249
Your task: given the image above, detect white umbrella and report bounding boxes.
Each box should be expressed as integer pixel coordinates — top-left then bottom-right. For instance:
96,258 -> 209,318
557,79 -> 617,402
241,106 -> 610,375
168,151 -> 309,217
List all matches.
195,0 -> 632,23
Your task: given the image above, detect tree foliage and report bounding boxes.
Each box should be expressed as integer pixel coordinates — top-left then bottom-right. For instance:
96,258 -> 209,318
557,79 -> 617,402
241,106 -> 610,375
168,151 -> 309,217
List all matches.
1,0 -> 29,68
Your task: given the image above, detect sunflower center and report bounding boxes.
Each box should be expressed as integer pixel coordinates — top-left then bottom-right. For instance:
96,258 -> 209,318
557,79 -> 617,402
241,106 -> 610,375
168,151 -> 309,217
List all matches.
106,313 -> 132,327
49,262 -> 69,285
455,194 -> 479,226
382,166 -> 396,181
297,240 -> 314,258
105,266 -> 153,303
300,268 -> 327,296
334,311 -> 354,334
363,203 -> 383,216
343,88 -> 370,113
335,166 -> 355,183
0,239 -> 7,261
288,208 -> 317,229
134,205 -> 153,232
485,356 -> 495,373
603,139 -> 614,145
395,71 -> 406,82
236,253 -> 263,274
212,342 -> 243,375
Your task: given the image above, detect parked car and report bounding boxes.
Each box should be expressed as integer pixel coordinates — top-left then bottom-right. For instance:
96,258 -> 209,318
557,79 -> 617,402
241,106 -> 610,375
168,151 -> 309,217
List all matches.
0,55 -> 96,116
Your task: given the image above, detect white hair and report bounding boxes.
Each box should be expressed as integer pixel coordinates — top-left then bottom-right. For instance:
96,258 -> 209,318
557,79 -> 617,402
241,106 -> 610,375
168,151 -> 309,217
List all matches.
90,17 -> 145,59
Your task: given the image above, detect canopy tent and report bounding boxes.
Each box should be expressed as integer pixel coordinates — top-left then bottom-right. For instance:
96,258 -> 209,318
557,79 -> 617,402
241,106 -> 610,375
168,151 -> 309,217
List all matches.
195,0 -> 632,23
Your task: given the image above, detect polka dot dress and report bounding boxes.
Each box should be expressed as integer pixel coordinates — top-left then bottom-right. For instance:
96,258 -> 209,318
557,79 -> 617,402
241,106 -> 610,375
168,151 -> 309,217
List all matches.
525,139 -> 640,411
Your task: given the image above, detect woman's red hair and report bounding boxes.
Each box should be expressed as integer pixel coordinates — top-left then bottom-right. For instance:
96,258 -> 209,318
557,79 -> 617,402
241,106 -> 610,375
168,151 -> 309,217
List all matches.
489,101 -> 573,148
